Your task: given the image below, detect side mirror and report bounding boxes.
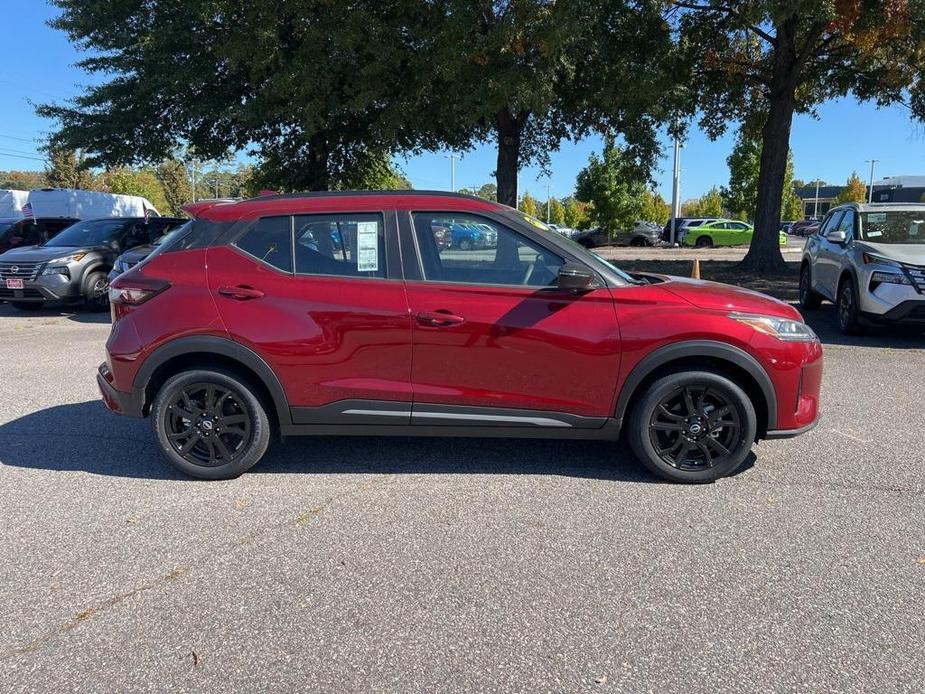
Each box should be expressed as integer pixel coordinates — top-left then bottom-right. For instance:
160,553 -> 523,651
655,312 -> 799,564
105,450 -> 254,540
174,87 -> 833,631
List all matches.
826,230 -> 848,244
558,263 -> 596,292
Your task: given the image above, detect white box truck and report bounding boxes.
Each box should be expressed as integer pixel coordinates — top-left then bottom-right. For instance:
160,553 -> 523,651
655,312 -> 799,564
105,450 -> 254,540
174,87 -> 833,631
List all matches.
25,188 -> 160,219
0,189 -> 29,217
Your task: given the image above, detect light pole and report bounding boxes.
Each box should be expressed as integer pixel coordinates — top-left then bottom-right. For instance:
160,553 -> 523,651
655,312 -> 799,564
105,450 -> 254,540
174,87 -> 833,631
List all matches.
546,181 -> 551,222
865,159 -> 879,204
813,179 -> 820,219
445,153 -> 459,192
670,137 -> 681,245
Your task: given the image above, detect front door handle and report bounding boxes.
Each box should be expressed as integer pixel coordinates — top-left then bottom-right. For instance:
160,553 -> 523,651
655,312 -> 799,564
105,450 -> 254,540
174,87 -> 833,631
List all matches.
218,285 -> 265,301
416,310 -> 465,327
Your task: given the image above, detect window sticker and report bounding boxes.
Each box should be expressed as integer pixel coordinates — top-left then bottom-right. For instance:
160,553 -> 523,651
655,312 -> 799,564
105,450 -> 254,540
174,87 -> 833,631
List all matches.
867,230 -> 883,238
867,213 -> 886,223
356,221 -> 379,272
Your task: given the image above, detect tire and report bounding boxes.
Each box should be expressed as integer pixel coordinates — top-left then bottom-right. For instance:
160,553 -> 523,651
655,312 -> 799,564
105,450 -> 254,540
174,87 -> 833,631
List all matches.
837,275 -> 864,335
458,239 -> 472,251
629,237 -> 647,247
10,301 -> 44,310
151,369 -> 272,480
799,263 -> 823,310
695,235 -> 713,248
627,370 -> 757,483
83,271 -> 110,312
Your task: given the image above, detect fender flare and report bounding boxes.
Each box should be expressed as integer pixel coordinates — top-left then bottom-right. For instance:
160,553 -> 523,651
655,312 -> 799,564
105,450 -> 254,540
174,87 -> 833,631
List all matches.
132,335 -> 292,425
614,340 -> 778,430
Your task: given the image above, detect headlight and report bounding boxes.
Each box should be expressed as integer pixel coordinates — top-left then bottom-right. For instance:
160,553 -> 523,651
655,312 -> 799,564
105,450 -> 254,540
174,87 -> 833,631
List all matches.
729,312 -> 817,341
41,265 -> 70,277
870,271 -> 912,286
863,252 -> 899,267
45,252 -> 87,264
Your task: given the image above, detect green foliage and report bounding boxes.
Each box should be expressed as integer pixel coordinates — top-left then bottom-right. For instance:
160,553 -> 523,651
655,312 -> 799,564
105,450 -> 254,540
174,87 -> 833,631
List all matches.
44,148 -> 97,190
562,196 -> 591,229
520,192 -> 540,218
0,170 -> 45,190
459,183 -> 498,202
835,173 -> 868,205
155,160 -> 193,217
723,130 -> 803,221
639,189 -> 670,225
104,168 -> 169,213
683,187 -> 725,218
575,141 -> 647,233
548,197 -> 566,225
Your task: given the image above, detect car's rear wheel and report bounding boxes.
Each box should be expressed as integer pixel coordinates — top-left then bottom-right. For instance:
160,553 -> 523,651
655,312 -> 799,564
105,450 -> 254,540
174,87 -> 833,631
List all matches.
10,301 -> 44,310
837,276 -> 863,335
151,369 -> 271,480
630,236 -> 647,247
628,371 -> 757,483
695,235 -> 713,248
799,263 -> 823,310
458,239 -> 472,251
83,271 -> 110,312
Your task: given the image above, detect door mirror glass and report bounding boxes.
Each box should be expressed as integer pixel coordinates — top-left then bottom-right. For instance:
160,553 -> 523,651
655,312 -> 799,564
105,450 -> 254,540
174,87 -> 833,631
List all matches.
557,263 -> 596,292
825,229 -> 848,244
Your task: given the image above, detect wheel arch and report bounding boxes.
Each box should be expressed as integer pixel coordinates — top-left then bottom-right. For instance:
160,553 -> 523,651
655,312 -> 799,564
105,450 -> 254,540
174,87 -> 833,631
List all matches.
133,336 -> 291,426
615,340 -> 777,436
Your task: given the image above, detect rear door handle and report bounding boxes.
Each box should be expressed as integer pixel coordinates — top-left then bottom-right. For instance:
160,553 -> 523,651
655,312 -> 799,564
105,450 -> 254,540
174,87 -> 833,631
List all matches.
416,310 -> 465,327
218,285 -> 265,301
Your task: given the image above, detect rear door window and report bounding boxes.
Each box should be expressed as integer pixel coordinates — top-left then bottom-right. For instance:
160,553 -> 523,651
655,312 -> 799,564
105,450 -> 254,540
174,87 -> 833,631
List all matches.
235,216 -> 293,272
293,214 -> 386,279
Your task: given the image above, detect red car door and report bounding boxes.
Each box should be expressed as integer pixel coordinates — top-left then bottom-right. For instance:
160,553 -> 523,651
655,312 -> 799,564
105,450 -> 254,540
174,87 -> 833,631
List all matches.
401,211 -> 621,425
207,209 -> 414,424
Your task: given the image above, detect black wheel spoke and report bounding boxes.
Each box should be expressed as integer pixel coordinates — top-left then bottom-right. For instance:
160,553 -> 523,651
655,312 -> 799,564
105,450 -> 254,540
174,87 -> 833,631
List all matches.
705,436 -> 731,457
651,422 -> 683,431
178,432 -> 201,454
222,414 -> 248,426
696,441 -> 713,466
164,381 -> 254,468
682,388 -> 696,415
657,405 -> 684,422
672,440 -> 692,464
213,436 -> 233,460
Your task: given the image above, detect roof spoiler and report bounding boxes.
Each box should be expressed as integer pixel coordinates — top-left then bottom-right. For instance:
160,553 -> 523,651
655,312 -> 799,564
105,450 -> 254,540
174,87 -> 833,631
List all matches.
182,199 -> 234,218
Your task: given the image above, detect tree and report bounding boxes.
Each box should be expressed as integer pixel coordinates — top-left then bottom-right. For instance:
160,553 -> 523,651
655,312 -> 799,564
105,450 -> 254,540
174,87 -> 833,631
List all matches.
640,189 -> 671,225
835,172 -> 868,205
44,147 -> 96,189
156,159 -> 193,217
103,167 -> 169,212
678,1 -> 925,272
563,196 -> 591,229
520,192 -> 540,218
683,187 -> 725,218
548,197 -> 566,225
575,140 -> 646,234
723,130 -> 803,221
0,170 -> 45,190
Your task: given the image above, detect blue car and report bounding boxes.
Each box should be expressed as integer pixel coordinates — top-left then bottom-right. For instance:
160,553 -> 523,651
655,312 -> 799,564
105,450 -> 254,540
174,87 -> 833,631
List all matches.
449,222 -> 497,250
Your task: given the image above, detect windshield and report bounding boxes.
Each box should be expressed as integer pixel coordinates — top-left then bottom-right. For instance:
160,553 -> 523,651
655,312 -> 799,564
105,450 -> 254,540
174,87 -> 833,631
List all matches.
152,225 -> 187,247
0,220 -> 18,238
858,211 -> 925,244
43,219 -> 133,247
504,209 -> 639,284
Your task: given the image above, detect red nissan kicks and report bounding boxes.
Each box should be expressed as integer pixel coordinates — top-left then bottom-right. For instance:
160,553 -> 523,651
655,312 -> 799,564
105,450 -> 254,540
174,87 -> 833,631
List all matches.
98,192 -> 822,483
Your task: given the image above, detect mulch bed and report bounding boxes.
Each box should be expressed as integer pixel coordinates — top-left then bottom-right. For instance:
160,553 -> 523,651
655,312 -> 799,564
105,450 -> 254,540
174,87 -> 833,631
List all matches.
625,260 -> 801,302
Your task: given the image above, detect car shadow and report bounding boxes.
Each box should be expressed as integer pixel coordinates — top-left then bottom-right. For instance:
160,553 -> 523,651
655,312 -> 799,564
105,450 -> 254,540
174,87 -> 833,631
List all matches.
0,302 -> 111,324
798,304 -> 925,350
0,400 -> 761,484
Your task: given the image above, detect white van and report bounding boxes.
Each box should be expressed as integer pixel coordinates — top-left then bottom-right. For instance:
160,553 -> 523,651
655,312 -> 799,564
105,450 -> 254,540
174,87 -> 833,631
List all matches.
0,189 -> 29,217
26,188 -> 159,220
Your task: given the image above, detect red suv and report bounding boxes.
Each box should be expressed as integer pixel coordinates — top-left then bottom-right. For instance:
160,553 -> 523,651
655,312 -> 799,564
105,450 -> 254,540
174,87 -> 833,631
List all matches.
98,192 -> 822,483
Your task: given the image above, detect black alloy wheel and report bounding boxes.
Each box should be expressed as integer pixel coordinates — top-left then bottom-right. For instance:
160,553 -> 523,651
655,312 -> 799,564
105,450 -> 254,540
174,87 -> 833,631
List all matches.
164,382 -> 253,467
647,385 -> 740,471
84,271 -> 110,312
837,277 -> 863,335
628,370 -> 757,483
695,235 -> 714,248
799,263 -> 822,310
152,369 -> 271,479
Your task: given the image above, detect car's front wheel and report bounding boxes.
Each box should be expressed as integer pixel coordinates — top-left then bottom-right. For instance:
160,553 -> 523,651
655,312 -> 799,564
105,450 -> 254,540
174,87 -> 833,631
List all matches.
695,235 -> 714,248
83,271 -> 110,312
628,371 -> 757,483
799,263 -> 823,310
151,369 -> 272,480
837,276 -> 863,335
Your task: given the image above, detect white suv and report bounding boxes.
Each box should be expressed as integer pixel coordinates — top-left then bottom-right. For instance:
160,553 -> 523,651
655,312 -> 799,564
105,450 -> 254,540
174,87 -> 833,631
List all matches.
800,203 -> 925,334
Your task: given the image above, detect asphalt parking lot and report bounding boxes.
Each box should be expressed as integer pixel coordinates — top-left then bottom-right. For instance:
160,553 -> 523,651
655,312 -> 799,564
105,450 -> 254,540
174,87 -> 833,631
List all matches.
1,294 -> 923,692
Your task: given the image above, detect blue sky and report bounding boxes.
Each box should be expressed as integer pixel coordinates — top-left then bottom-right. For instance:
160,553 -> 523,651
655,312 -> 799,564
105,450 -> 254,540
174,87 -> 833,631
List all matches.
2,2 -> 924,201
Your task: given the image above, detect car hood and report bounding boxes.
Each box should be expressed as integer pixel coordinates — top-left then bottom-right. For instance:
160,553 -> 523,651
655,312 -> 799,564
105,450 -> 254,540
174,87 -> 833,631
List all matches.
118,244 -> 155,263
856,241 -> 925,266
654,275 -> 802,320
0,245 -> 101,262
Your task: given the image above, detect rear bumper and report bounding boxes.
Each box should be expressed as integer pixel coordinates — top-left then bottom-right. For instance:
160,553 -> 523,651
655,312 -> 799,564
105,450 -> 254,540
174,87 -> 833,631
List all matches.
97,363 -> 144,417
764,418 -> 820,440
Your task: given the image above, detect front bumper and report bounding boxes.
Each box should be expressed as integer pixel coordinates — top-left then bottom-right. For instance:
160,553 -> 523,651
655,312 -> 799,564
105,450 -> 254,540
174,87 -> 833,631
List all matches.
97,363 -> 144,417
0,274 -> 81,303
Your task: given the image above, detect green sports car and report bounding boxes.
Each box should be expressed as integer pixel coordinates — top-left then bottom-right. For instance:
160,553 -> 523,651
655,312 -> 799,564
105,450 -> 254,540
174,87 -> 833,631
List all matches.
683,219 -> 788,248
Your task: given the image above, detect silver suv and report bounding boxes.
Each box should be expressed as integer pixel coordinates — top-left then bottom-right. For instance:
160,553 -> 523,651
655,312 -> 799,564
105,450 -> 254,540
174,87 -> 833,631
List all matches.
800,202 -> 925,334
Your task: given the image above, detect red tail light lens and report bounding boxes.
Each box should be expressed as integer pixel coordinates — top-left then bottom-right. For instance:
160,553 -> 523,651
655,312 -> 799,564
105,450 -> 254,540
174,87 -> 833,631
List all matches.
109,270 -> 171,321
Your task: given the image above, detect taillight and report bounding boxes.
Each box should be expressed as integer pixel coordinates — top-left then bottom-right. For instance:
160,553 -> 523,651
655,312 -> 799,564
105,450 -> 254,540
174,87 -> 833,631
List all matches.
109,272 -> 171,306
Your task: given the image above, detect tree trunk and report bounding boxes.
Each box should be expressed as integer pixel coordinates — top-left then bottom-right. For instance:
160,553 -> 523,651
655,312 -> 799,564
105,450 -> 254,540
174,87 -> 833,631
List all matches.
740,24 -> 798,274
495,108 -> 523,208
306,132 -> 331,191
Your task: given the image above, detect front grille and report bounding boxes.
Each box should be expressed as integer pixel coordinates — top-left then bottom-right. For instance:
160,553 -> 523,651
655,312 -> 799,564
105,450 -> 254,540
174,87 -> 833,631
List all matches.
904,265 -> 925,293
0,261 -> 43,281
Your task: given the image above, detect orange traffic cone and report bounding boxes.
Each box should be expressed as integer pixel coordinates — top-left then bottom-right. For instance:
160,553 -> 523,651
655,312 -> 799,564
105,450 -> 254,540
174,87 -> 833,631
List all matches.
691,258 -> 701,280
